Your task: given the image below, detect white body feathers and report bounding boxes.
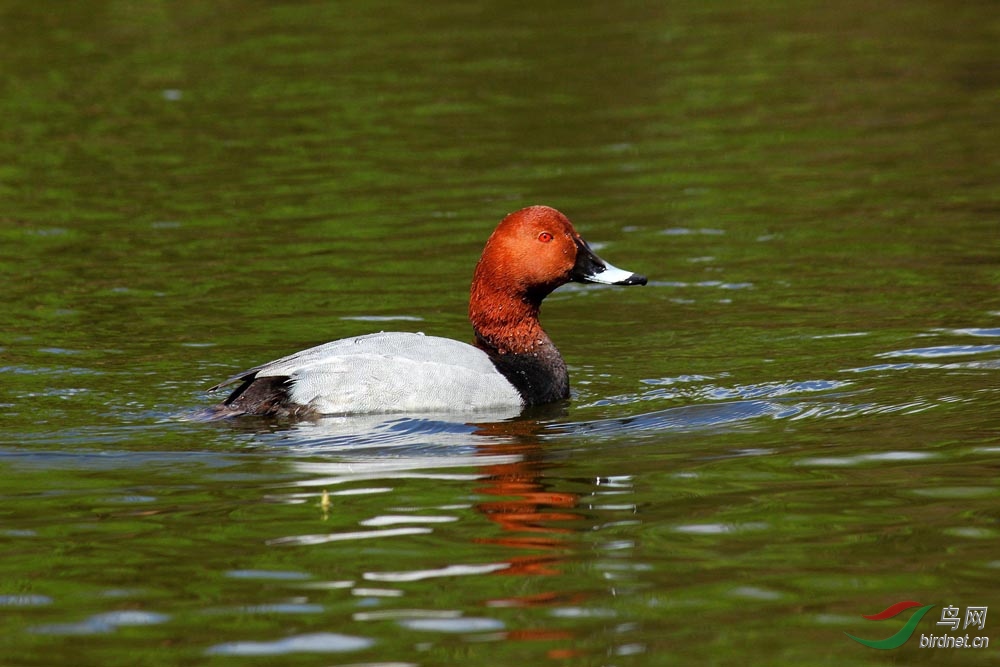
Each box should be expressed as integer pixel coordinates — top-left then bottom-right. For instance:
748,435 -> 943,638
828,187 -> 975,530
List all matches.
215,332 -> 523,415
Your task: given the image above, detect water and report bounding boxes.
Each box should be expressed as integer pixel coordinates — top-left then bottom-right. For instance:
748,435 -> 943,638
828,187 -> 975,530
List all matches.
1,1 -> 998,665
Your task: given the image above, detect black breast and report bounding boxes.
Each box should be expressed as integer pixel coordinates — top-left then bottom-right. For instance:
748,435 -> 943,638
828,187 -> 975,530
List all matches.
478,340 -> 570,406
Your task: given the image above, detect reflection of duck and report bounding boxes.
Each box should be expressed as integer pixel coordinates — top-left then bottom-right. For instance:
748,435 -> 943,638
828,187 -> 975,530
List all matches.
208,206 -> 645,417
474,439 -> 581,574
277,421 -> 592,658
472,437 -> 589,660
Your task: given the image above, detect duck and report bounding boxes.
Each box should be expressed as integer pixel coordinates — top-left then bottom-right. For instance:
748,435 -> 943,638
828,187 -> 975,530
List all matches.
208,205 -> 646,417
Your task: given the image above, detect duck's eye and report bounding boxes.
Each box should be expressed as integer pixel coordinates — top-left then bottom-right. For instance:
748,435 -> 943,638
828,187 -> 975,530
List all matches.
538,232 -> 554,243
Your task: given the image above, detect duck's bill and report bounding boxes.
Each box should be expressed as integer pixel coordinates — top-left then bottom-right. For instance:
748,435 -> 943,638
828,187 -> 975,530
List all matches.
572,237 -> 647,286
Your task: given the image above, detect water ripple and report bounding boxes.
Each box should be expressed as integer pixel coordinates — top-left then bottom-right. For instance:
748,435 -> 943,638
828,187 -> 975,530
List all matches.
225,569 -> 312,581
559,392 -> 948,439
363,562 -> 509,582
0,594 -> 52,606
359,514 -> 458,527
340,315 -> 424,322
591,378 -> 851,407
845,359 -> 1000,373
877,344 -> 1000,358
233,603 -> 325,614
32,610 -> 169,636
271,413 -> 521,452
206,632 -> 373,655
673,522 -> 769,535
559,400 -> 786,436
947,327 -> 1000,338
795,451 -> 937,467
268,526 -> 433,547
398,616 -> 505,633
287,454 -> 520,489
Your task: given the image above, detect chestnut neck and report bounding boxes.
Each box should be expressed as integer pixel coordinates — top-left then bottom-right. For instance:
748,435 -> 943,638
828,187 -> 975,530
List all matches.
469,280 -> 570,406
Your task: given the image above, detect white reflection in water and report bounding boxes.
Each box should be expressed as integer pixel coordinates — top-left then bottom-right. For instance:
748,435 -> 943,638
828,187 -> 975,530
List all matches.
205,632 -> 373,655
268,526 -> 433,547
293,453 -> 521,476
673,522 -> 769,535
293,472 -> 484,488
352,588 -> 404,598
398,617 -> 505,633
363,562 -> 509,582
235,603 -> 324,614
948,327 -> 1000,337
225,569 -> 311,580
877,344 -> 1000,358
550,607 -> 617,618
359,514 -> 457,526
729,586 -> 784,600
273,411 -> 523,453
354,609 -> 462,621
796,451 -> 937,467
32,610 -> 169,635
287,453 -> 520,489
0,594 -> 51,606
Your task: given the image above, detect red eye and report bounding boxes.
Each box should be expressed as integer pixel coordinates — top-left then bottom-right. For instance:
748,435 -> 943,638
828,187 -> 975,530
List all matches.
538,232 -> 553,243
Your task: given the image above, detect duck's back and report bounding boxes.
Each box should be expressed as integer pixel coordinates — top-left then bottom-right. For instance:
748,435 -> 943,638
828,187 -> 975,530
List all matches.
212,332 -> 524,416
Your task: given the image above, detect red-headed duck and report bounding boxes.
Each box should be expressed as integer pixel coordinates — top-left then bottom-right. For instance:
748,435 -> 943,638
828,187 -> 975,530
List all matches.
209,205 -> 646,417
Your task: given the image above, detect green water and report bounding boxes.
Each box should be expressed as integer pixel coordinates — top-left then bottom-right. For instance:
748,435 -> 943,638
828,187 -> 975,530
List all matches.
1,1 -> 998,665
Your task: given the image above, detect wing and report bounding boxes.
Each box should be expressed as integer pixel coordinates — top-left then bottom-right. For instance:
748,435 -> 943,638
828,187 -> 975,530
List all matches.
209,331 -> 523,415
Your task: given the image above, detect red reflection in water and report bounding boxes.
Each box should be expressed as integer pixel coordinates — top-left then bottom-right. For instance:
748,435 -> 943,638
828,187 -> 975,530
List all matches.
471,436 -> 589,658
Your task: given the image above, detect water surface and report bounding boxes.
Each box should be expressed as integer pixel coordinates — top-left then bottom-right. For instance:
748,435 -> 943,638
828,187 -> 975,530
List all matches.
1,1 -> 998,665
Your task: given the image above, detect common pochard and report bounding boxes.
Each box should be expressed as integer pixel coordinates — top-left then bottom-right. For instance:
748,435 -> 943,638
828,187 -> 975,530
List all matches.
209,205 -> 646,417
